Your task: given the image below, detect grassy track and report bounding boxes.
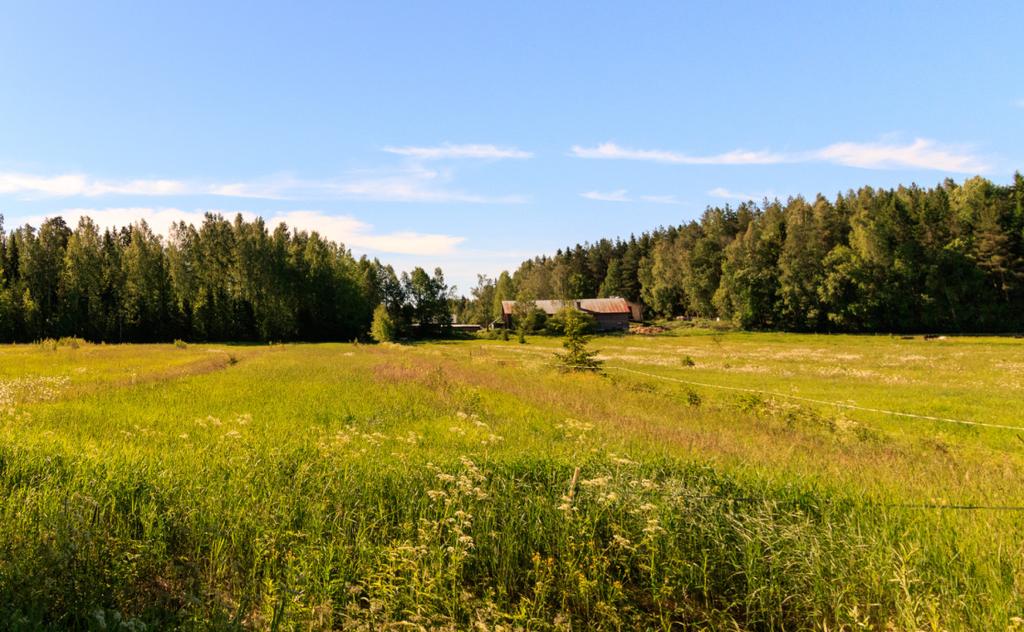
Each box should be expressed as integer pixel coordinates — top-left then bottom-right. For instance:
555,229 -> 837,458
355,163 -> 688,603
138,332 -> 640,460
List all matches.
1,334 -> 1022,629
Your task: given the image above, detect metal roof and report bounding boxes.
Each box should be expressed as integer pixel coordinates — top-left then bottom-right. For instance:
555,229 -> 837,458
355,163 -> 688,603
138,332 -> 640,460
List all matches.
500,297 -> 631,316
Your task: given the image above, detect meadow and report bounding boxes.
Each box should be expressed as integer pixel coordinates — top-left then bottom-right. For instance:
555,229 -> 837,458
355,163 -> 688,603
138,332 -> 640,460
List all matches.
1,331 -> 1023,630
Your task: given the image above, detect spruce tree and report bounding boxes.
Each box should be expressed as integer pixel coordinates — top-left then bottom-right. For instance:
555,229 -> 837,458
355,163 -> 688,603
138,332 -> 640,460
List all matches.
555,308 -> 602,372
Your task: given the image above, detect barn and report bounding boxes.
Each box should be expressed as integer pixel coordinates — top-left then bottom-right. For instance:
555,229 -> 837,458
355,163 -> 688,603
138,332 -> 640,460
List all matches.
500,297 -> 633,332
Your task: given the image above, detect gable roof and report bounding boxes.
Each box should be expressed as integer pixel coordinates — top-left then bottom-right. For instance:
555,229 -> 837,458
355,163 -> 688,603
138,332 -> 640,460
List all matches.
500,297 -> 631,316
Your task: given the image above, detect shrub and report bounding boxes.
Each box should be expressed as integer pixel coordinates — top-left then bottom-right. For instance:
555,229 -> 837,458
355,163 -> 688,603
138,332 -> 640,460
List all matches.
511,303 -> 547,334
370,305 -> 397,343
555,308 -> 602,372
681,355 -> 696,367
545,307 -> 597,336
173,339 -> 188,349
686,389 -> 702,407
544,305 -> 598,335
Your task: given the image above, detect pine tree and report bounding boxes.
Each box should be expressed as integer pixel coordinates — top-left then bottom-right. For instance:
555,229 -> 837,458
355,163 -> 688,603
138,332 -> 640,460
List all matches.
555,308 -> 602,372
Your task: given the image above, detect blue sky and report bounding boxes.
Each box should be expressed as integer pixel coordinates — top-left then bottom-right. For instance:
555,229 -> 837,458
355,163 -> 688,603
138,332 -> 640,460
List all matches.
1,1 -> 1022,292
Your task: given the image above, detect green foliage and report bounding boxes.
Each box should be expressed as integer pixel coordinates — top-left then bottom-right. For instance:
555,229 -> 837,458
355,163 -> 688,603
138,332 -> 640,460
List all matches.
555,308 -> 603,372
544,306 -> 598,336
510,300 -> 546,334
475,175 -> 1024,333
0,213 -> 459,343
370,304 -> 397,342
403,267 -> 452,337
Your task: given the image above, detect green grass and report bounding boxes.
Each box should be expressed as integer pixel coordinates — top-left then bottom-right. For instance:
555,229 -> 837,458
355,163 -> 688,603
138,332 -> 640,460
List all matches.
1,334 -> 1022,629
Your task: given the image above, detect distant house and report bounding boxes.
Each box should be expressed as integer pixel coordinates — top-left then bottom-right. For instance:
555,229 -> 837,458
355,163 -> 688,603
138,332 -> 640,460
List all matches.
500,297 -> 634,332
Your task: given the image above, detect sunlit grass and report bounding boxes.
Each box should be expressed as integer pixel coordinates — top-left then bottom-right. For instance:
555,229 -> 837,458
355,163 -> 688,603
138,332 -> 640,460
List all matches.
0,335 -> 1022,629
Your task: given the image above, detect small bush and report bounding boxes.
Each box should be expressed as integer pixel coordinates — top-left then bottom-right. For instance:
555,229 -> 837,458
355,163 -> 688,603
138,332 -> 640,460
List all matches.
370,304 -> 397,343
173,339 -> 188,349
686,389 -> 702,407
36,338 -> 58,351
681,355 -> 696,367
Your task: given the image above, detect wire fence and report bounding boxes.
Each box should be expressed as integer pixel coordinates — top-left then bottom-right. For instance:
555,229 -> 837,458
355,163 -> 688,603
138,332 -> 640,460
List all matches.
605,365 -> 1023,432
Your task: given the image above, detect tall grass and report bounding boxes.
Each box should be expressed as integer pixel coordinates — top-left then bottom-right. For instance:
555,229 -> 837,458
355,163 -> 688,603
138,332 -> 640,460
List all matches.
0,339 -> 1021,629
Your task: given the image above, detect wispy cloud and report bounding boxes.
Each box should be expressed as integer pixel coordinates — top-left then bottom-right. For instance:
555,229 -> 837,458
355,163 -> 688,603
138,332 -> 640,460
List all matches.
325,167 -> 526,203
812,139 -> 989,172
383,143 -> 533,160
0,172 -> 190,198
708,187 -> 773,201
571,137 -> 990,173
581,189 -> 631,202
37,207 -> 466,256
571,143 -> 782,165
580,189 -> 682,204
0,167 -> 525,204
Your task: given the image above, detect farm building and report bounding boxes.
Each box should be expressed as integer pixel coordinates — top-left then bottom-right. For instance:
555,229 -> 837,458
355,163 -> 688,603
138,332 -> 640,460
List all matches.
500,297 -> 634,332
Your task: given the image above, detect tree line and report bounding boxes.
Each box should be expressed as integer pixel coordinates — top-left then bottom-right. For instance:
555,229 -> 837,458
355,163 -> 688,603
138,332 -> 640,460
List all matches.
457,175 -> 1024,333
0,213 -> 452,343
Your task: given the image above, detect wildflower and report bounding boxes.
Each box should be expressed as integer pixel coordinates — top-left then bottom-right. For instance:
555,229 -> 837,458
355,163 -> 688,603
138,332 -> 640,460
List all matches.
642,518 -> 666,536
580,476 -> 610,488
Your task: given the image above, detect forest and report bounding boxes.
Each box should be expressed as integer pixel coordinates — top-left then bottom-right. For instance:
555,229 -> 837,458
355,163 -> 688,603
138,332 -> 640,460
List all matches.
2,175 -> 1023,342
458,175 -> 1024,333
0,213 -> 452,343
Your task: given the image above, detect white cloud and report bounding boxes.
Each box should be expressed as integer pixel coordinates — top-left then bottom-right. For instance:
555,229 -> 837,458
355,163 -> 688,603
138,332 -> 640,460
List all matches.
325,168 -> 526,204
0,167 -> 525,204
580,189 -> 682,204
572,137 -> 990,173
812,138 -> 989,172
270,210 -> 464,255
0,172 -> 191,198
32,207 -> 465,256
571,143 -> 783,165
581,189 -> 631,202
1015,99 -> 1024,109
708,187 -> 772,201
383,143 -> 533,160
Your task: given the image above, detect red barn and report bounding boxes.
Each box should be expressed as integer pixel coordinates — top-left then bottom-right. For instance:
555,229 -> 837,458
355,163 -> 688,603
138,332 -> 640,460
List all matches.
500,298 -> 632,332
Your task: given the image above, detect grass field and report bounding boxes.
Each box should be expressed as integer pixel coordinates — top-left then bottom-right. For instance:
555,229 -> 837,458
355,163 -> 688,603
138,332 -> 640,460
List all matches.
1,332 -> 1023,630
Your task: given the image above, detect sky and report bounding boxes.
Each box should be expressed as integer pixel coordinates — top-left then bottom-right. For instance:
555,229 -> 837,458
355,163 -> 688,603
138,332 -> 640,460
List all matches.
1,1 -> 1022,293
